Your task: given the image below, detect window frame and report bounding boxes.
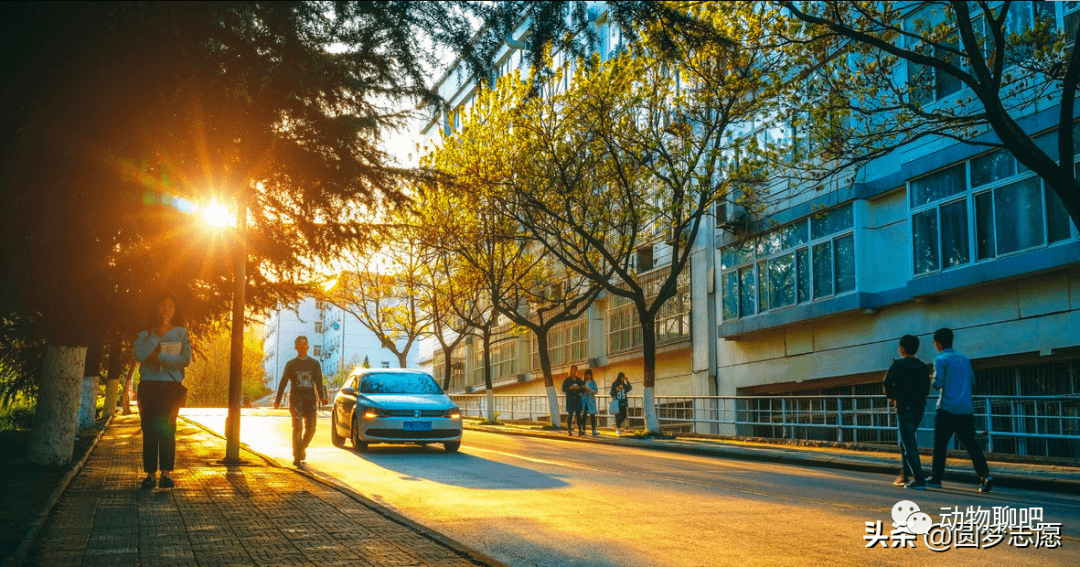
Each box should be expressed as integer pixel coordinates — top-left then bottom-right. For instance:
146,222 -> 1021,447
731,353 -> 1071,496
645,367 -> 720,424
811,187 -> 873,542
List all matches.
720,203 -> 856,321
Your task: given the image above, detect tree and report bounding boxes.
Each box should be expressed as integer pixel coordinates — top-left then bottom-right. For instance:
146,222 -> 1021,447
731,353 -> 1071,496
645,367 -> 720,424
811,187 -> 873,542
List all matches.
0,1 -> 499,464
184,322 -> 269,407
778,1 -> 1080,225
418,81 -> 605,429
434,6 -> 791,433
323,220 -> 431,369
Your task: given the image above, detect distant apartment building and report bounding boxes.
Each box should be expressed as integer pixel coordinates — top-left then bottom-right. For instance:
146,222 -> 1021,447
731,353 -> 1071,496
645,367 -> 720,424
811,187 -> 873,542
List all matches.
263,298 -> 418,391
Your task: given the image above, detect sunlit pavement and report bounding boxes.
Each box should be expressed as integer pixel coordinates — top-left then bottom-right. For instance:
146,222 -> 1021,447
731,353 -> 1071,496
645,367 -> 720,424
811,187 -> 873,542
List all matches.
181,408 -> 1080,567
24,413 -> 509,567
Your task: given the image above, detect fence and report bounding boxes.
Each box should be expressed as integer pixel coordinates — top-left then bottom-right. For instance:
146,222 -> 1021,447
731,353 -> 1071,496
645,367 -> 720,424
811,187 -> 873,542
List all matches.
448,394 -> 1080,459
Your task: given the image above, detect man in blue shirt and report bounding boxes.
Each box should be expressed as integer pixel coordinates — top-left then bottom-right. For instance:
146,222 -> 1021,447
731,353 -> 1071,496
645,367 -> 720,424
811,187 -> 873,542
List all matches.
928,328 -> 992,492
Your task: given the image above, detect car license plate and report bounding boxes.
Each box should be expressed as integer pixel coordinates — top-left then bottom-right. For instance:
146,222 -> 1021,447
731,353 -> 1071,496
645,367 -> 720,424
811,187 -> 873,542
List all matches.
404,421 -> 431,432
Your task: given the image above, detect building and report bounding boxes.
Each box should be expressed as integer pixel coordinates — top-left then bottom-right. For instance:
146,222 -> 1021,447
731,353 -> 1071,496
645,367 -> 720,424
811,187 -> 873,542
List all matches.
417,2 -> 1080,451
263,297 -> 418,392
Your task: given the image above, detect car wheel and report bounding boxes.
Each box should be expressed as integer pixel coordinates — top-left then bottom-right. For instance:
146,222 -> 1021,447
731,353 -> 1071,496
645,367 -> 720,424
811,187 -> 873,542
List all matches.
330,409 -> 344,448
351,413 -> 368,452
443,441 -> 461,452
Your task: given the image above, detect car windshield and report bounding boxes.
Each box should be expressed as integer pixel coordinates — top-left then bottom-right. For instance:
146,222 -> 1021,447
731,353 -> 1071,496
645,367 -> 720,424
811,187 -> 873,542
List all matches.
359,372 -> 444,395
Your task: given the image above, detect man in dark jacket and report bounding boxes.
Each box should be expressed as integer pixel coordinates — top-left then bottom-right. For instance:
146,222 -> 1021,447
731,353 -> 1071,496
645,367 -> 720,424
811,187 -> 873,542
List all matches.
883,334 -> 931,489
561,365 -> 584,436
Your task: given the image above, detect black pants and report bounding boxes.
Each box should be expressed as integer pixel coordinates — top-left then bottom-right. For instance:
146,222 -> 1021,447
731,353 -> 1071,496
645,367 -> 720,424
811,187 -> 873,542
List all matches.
566,406 -> 583,432
580,407 -> 596,432
931,409 -> 990,481
137,380 -> 186,474
615,404 -> 628,428
897,410 -> 925,481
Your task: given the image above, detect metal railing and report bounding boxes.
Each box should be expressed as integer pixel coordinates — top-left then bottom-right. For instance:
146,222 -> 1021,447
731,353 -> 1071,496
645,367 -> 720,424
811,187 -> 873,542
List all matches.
448,394 -> 1080,458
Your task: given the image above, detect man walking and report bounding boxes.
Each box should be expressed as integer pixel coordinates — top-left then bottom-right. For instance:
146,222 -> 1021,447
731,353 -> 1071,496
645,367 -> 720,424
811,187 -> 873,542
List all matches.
275,336 -> 328,467
928,328 -> 993,492
883,334 -> 930,489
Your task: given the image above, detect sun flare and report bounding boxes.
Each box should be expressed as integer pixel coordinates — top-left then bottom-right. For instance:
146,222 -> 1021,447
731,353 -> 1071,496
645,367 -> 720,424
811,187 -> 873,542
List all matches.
202,200 -> 232,228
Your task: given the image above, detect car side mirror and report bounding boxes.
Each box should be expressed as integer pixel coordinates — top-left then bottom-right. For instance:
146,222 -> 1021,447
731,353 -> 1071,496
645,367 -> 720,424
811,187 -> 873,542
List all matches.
340,386 -> 356,396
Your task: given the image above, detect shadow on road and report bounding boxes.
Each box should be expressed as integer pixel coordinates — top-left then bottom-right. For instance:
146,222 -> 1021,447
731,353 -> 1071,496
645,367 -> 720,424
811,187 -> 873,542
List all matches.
339,444 -> 570,490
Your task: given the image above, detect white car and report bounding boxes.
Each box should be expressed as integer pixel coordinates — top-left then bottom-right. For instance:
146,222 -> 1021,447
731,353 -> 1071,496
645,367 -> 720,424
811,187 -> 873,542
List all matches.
330,368 -> 463,452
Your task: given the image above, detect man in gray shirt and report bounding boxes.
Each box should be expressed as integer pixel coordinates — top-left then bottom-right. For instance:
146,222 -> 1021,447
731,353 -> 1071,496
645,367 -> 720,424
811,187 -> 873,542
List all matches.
928,328 -> 992,492
275,336 -> 328,467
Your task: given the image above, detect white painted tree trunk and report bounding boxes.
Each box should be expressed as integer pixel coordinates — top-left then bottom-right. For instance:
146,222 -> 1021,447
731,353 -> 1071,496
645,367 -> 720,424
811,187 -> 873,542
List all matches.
545,384 -> 561,429
643,386 -> 661,434
78,374 -> 99,428
485,388 -> 495,422
104,378 -> 119,418
29,345 -> 87,465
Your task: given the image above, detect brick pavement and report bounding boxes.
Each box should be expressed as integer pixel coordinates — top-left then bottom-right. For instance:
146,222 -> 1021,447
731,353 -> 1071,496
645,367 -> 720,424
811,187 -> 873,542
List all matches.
24,416 -> 507,567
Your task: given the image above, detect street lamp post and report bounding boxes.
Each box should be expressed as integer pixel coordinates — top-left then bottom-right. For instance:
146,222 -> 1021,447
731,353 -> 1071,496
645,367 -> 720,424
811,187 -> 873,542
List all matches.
224,198 -> 247,463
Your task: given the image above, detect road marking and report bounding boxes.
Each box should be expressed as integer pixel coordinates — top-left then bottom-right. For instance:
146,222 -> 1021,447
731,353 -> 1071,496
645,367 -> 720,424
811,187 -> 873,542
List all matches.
467,446 -> 612,473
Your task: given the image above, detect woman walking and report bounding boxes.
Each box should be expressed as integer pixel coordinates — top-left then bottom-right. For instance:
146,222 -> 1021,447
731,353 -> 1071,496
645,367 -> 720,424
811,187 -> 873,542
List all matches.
581,369 -> 599,436
133,293 -> 191,489
609,372 -> 632,435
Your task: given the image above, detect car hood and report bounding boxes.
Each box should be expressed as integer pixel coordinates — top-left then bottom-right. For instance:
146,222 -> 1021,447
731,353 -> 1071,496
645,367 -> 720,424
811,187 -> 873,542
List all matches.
358,394 -> 455,410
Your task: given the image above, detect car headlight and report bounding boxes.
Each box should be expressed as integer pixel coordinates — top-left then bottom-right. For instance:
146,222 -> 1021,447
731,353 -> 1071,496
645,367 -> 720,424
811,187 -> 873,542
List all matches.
362,407 -> 385,419
447,407 -> 461,419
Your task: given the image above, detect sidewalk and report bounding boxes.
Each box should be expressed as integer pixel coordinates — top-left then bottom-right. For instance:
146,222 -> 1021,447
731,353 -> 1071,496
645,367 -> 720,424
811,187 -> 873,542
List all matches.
18,415 -> 510,567
464,420 -> 1080,495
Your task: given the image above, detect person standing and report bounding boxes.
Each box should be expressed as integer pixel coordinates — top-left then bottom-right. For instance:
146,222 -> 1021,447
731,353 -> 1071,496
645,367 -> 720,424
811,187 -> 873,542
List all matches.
581,369 -> 599,436
133,293 -> 192,489
609,372 -> 632,435
928,328 -> 993,492
561,365 -> 584,436
275,336 -> 328,467
882,334 -> 931,489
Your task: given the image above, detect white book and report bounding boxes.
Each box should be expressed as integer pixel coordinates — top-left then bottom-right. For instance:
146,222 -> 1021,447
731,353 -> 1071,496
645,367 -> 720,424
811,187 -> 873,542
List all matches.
159,341 -> 182,356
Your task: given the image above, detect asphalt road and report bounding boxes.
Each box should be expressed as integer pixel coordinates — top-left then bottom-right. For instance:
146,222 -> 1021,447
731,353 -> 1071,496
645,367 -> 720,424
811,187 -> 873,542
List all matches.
182,408 -> 1080,567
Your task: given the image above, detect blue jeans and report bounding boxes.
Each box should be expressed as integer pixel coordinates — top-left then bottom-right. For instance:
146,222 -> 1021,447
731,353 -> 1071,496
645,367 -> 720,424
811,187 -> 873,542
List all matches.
897,410 -> 925,481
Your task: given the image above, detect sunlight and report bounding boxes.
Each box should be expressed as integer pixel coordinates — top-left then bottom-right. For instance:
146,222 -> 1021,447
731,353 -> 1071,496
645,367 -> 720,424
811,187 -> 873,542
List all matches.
201,199 -> 232,228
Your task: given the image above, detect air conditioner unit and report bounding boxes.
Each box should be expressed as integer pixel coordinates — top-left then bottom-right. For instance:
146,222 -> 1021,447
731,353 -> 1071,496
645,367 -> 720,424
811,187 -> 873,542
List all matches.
588,357 -> 601,368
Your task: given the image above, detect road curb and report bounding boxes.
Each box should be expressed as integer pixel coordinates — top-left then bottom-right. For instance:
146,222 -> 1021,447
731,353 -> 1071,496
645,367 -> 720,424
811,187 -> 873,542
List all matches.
181,417 -> 515,567
464,423 -> 1080,495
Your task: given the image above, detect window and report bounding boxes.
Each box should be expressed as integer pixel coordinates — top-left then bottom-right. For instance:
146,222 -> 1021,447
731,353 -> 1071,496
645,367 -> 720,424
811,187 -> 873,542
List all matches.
607,268 -> 690,354
380,361 -> 390,369
312,346 -> 322,357
314,321 -> 324,334
636,246 -> 654,272
907,35 -> 962,106
469,326 -> 519,384
721,204 -> 855,320
315,300 -> 328,310
531,317 -> 588,369
909,137 -> 1077,276
433,349 -> 466,392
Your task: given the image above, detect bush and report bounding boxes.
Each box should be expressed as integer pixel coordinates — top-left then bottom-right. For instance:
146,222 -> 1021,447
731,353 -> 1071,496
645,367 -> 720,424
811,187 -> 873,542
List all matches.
0,400 -> 35,431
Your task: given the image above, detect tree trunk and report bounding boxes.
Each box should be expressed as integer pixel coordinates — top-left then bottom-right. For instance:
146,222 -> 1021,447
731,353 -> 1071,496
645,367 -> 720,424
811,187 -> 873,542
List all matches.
535,330 -> 562,429
29,344 -> 87,465
104,339 -> 122,418
483,328 -> 495,423
639,313 -> 661,433
121,364 -> 135,415
78,340 -> 102,428
439,342 -> 454,390
398,351 -> 408,368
